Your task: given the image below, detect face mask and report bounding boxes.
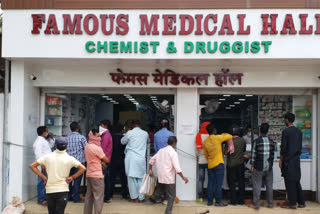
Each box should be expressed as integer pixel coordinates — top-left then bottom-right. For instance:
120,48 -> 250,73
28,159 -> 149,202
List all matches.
247,132 -> 251,137
99,126 -> 107,135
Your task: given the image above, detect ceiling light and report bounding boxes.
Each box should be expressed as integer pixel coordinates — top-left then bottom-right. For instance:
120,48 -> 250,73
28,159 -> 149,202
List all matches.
113,102 -> 119,104
129,98 -> 135,101
246,95 -> 253,97
134,103 -> 139,105
223,95 -> 231,97
234,102 -> 240,104
150,96 -> 157,99
218,102 -> 221,104
110,100 -> 116,103
229,105 -> 235,107
226,107 -> 231,109
106,98 -> 113,101
102,95 -> 109,98
239,99 -> 246,101
219,98 -> 226,101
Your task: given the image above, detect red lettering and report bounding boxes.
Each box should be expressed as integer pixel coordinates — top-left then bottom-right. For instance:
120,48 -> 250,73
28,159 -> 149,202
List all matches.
162,15 -> 176,35
281,14 -> 297,34
140,14 -> 159,35
179,15 -> 194,35
32,14 -> 45,34
261,14 -> 278,34
218,14 -> 235,35
237,14 -> 250,34
44,14 -> 60,34
204,14 -> 217,35
83,14 -> 99,35
195,15 -> 203,35
62,14 -> 83,34
299,14 -> 313,34
101,14 -> 115,35
315,14 -> 320,34
116,14 -> 129,35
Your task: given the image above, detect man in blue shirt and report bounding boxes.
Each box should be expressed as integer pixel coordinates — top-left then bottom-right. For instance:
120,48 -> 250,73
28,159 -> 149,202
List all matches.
154,120 -> 174,153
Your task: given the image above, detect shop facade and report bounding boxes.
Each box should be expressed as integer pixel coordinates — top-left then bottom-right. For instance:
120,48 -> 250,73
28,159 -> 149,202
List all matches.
1,1 -> 320,206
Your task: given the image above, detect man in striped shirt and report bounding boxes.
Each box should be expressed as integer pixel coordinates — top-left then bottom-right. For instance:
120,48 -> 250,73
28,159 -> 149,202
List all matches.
250,123 -> 275,209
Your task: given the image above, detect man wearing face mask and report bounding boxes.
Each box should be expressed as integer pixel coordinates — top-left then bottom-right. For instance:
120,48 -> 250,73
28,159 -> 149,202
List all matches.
243,126 -> 258,148
99,120 -> 113,203
33,126 -> 53,206
67,122 -> 88,203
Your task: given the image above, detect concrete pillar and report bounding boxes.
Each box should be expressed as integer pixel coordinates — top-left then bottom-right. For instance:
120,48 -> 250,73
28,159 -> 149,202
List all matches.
176,88 -> 198,200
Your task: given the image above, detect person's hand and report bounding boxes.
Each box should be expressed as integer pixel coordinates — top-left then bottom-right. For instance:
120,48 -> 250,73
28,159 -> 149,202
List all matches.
279,160 -> 282,169
43,177 -> 48,184
48,132 -> 54,139
183,177 -> 189,184
149,169 -> 154,177
101,161 -> 106,167
66,176 -> 73,184
41,165 -> 46,172
251,165 -> 254,172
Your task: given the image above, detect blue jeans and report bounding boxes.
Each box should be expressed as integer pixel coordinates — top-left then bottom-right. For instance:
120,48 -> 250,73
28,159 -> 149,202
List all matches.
68,167 -> 83,202
198,164 -> 207,199
37,171 -> 47,202
208,164 -> 224,204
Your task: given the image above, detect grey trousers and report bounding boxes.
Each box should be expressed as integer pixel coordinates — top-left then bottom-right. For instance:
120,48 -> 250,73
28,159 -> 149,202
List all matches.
252,169 -> 273,208
84,177 -> 105,214
151,183 -> 175,214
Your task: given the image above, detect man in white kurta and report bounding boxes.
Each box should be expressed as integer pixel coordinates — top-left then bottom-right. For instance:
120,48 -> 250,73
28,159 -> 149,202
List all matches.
121,120 -> 150,201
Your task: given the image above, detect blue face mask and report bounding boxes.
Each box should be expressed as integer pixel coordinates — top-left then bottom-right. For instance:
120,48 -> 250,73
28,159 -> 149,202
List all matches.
247,132 -> 252,137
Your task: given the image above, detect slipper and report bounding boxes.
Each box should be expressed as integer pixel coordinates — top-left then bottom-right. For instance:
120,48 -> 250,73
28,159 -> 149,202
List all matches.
248,204 -> 259,210
281,205 -> 297,209
38,201 -> 47,206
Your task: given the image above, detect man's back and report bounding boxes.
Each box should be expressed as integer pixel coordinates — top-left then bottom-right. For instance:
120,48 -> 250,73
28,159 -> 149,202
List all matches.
67,132 -> 87,163
123,127 -> 149,157
154,128 -> 174,153
226,137 -> 246,167
33,136 -> 52,160
38,151 -> 80,194
281,126 -> 302,160
252,136 -> 275,171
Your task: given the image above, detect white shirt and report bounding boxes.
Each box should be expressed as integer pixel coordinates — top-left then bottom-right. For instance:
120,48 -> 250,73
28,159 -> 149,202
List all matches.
33,136 -> 52,160
37,150 -> 80,194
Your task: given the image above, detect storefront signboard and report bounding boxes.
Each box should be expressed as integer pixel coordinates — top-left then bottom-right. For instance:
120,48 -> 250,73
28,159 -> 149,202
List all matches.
3,10 -> 320,58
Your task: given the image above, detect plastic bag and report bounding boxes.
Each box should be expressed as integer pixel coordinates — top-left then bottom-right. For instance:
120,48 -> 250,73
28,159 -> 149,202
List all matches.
2,197 -> 25,214
139,174 -> 156,196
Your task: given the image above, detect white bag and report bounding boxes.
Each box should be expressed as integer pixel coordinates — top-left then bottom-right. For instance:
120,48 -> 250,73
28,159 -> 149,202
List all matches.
2,197 -> 25,214
139,174 -> 156,196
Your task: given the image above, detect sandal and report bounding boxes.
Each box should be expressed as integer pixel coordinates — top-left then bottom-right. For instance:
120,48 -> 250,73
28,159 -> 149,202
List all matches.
38,200 -> 47,206
281,205 -> 297,209
248,204 -> 259,209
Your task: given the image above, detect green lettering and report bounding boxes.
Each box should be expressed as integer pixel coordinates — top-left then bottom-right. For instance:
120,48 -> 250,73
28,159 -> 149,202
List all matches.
150,41 -> 160,53
97,41 -> 108,53
251,41 -> 260,53
85,41 -> 96,53
120,41 -> 132,53
220,41 -> 230,53
245,41 -> 249,53
140,41 -> 149,53
196,42 -> 206,53
184,42 -> 194,53
207,42 -> 218,53
232,41 -> 243,53
261,41 -> 272,53
134,42 -> 138,53
109,41 -> 118,53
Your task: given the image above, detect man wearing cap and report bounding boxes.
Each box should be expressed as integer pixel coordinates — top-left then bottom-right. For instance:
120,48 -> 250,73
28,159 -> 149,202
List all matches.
30,137 -> 86,214
154,119 -> 174,154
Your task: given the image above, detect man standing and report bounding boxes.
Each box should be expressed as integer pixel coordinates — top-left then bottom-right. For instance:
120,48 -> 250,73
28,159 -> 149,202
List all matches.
121,120 -> 150,202
99,120 -> 113,203
224,126 -> 246,205
67,122 -> 87,203
243,126 -> 258,146
280,113 -> 305,209
195,122 -> 210,203
33,126 -> 53,205
84,130 -> 109,214
149,136 -> 189,214
250,123 -> 275,209
29,137 -> 86,214
154,119 -> 174,153
203,123 -> 233,207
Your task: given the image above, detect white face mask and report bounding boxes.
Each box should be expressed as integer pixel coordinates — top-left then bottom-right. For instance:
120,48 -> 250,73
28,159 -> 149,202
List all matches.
99,126 -> 107,135
247,132 -> 252,137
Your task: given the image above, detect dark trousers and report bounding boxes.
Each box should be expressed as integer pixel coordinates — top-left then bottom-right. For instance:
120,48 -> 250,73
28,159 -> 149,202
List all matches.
227,164 -> 245,204
197,164 -> 207,199
208,164 -> 224,204
68,167 -> 83,202
284,177 -> 305,206
37,171 -> 47,202
151,183 -> 175,214
110,162 -> 128,199
103,165 -> 112,201
47,192 -> 68,214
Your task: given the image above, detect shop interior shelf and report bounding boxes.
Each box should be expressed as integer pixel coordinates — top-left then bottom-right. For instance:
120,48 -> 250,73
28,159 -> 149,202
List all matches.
46,114 -> 62,117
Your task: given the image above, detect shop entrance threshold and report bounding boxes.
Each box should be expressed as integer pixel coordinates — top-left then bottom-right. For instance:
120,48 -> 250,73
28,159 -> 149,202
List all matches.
24,198 -> 319,214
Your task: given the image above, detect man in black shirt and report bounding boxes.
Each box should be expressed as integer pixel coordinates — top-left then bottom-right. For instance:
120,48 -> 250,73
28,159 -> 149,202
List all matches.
280,113 -> 305,209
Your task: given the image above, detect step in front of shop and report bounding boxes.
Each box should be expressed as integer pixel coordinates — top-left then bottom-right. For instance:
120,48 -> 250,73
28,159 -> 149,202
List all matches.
24,200 -> 320,214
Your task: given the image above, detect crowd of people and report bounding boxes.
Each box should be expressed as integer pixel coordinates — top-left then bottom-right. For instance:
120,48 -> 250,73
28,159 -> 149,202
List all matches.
29,112 -> 306,214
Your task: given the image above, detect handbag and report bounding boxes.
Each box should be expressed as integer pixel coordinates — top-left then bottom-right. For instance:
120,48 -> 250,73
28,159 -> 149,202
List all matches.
139,174 -> 156,196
